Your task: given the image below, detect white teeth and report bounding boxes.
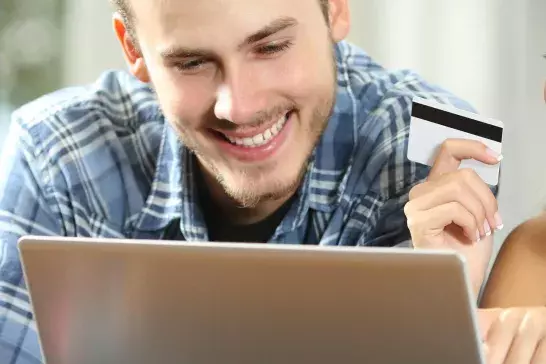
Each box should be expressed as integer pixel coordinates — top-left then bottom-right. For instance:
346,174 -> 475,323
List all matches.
253,134 -> 264,144
226,113 -> 289,148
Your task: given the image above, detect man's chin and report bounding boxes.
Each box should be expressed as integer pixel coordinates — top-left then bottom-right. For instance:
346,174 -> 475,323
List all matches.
222,169 -> 307,209
224,183 -> 297,209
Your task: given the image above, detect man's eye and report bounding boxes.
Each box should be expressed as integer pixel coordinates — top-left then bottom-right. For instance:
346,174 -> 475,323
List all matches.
256,41 -> 293,56
175,59 -> 208,72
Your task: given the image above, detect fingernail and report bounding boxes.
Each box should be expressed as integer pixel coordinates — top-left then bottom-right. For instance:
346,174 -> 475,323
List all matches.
486,148 -> 503,162
484,221 -> 491,236
476,230 -> 481,243
494,212 -> 504,230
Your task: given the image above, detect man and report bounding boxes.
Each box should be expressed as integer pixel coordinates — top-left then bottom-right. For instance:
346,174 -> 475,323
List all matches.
0,0 -> 543,362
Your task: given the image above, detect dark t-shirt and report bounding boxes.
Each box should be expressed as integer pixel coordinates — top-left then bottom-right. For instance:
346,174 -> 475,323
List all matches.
163,170 -> 294,243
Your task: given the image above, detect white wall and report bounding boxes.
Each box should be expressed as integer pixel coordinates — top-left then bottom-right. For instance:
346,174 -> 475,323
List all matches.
62,0 -> 126,84
346,0 -> 501,116
496,0 -> 546,243
62,0 -> 545,254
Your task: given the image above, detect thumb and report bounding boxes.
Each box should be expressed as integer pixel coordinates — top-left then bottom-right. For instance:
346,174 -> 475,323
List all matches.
429,139 -> 503,179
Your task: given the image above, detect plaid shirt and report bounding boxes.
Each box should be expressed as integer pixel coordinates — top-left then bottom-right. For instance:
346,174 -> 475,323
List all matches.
0,41 -> 476,363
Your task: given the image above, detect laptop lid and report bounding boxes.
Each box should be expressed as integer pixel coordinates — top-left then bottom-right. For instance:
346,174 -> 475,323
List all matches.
18,236 -> 485,364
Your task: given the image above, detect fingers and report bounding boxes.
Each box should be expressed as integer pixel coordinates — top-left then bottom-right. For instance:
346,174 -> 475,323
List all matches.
457,168 -> 502,234
481,308 -> 546,364
531,339 -> 546,364
406,202 -> 480,243
504,310 -> 546,364
428,139 -> 502,179
478,309 -> 503,341
485,309 -> 526,364
406,169 -> 501,240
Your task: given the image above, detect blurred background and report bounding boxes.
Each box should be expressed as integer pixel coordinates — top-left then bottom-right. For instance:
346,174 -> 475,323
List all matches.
0,0 -> 545,259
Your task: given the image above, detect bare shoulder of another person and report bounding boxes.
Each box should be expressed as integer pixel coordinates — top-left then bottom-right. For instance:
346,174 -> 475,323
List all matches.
481,213 -> 546,308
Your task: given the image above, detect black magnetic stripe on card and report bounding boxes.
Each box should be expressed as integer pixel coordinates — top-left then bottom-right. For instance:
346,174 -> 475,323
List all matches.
411,102 -> 503,142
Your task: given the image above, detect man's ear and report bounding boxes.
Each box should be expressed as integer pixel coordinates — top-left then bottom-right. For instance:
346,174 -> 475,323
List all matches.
327,0 -> 351,42
113,13 -> 150,83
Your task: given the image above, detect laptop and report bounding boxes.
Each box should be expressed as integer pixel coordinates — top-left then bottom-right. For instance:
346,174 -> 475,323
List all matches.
18,236 -> 485,364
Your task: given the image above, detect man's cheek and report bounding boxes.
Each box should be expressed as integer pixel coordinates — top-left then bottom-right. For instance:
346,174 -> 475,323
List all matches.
283,52 -> 333,97
158,82 -> 212,120
285,71 -> 330,102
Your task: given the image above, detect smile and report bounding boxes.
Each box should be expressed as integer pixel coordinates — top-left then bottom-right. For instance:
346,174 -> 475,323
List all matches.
210,110 -> 294,163
225,113 -> 289,148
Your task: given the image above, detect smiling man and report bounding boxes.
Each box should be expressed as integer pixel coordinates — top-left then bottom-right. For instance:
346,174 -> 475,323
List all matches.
0,0 -> 534,362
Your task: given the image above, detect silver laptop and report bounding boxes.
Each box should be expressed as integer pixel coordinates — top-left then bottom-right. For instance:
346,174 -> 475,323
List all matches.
18,236 -> 485,364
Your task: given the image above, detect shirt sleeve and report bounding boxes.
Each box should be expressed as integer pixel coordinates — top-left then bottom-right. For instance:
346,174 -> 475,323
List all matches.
365,140 -> 429,248
350,88 -> 426,247
0,117 -> 62,363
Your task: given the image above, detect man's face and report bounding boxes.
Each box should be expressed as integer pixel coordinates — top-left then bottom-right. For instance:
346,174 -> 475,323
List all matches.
124,0 -> 349,207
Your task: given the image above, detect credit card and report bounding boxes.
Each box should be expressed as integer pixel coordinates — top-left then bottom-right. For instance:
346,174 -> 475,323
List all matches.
408,97 -> 504,186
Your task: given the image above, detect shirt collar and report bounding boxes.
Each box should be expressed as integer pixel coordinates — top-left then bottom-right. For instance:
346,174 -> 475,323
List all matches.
306,41 -> 359,212
132,121 -> 207,238
133,41 -> 359,234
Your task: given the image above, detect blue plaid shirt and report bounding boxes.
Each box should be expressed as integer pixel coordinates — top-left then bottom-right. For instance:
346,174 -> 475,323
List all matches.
0,41 -> 476,363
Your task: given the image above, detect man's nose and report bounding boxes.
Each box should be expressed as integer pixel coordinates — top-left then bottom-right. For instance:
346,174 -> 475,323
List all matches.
214,84 -> 233,122
213,66 -> 270,125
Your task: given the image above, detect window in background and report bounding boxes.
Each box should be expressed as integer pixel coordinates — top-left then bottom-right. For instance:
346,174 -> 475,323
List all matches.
0,0 -> 65,147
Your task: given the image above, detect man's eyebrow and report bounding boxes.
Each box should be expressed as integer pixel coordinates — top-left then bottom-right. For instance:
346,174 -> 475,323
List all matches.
159,47 -> 211,60
239,17 -> 298,49
159,17 -> 298,60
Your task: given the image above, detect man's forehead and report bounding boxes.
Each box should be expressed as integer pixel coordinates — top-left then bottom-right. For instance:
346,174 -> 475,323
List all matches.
129,0 -> 317,34
130,0 -> 230,20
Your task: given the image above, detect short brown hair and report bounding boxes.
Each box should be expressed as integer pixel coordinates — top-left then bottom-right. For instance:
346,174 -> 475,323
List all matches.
111,0 -> 330,44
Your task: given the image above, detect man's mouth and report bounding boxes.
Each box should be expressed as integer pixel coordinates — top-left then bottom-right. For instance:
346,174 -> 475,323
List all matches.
214,111 -> 292,148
